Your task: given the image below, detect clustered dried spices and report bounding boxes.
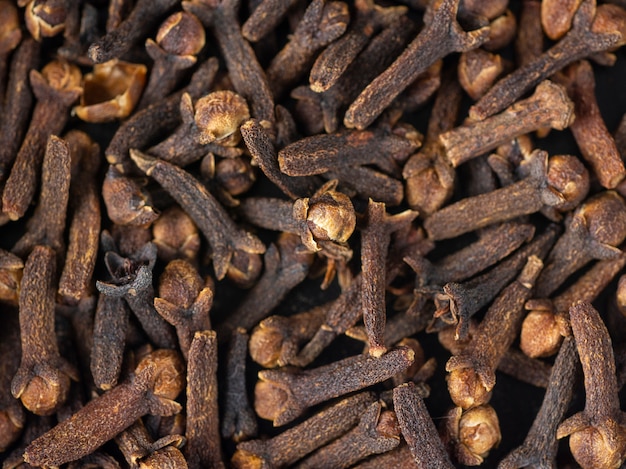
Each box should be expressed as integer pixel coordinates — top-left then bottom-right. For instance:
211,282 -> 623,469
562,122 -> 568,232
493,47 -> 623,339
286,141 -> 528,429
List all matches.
4,0 -> 626,468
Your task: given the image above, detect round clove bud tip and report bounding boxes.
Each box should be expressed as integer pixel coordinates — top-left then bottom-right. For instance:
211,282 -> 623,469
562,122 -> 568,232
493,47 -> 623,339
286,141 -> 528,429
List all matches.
215,157 -> 256,196
135,349 -> 185,400
158,259 -> 206,309
520,310 -> 564,358
569,423 -> 626,469
195,91 -> 250,146
458,404 -> 501,462
20,373 -> 71,416
156,11 -> 205,57
249,324 -> 284,368
152,206 -> 201,263
447,368 -> 492,410
254,380 -> 289,423
226,250 -> 263,289
546,154 -> 589,212
0,1 -> 21,55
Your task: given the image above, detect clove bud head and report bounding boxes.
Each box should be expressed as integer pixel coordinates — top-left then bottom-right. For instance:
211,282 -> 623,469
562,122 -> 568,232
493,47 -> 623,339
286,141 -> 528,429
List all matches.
24,0 -> 66,41
195,91 -> 250,146
158,259 -> 206,309
520,309 -> 565,358
254,380 -> 291,423
446,368 -> 492,410
19,370 -> 71,416
152,206 -> 200,263
156,11 -> 205,57
568,421 -> 626,469
294,180 -> 356,251
41,58 -> 82,93
134,349 -> 185,400
546,154 -> 589,212
458,405 -> 501,462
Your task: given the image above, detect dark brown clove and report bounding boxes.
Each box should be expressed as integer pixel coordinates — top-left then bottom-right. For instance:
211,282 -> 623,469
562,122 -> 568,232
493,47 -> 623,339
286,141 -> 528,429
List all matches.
11,245 -> 78,416
105,56 -> 219,169
3,58 -> 82,221
183,0 -> 276,127
154,259 -> 213,360
522,253 -> 626,358
428,224 -> 557,339
424,151 -> 588,240
232,393 -> 376,469
115,420 -> 186,469
470,0 -> 625,120
557,302 -> 626,469
217,233 -> 314,337
295,402 -> 400,468
11,135 -> 71,258
0,308 -> 24,452
266,0 -> 349,98
88,0 -> 179,63
130,149 -> 266,280
446,256 -> 543,409
309,0 -> 406,93
185,331 -> 224,469
441,81 -> 574,167
393,382 -> 455,468
58,130 -> 101,305
499,336 -> 578,469
361,200 -> 417,357
96,238 -> 177,349
255,346 -> 414,426
222,328 -> 258,443
407,221 -> 535,287
535,190 -> 626,298
24,349 -> 185,467
241,118 -> 319,199
558,60 -> 626,189
344,0 -> 489,130
138,11 -> 206,110
249,305 -> 328,368
242,0 -> 299,42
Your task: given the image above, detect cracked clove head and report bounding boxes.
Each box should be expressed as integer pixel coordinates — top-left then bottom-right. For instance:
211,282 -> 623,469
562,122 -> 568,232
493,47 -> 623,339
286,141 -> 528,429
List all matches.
103,165 -> 159,227
75,60 -> 147,123
293,181 -> 356,251
446,367 -> 492,410
158,259 -> 206,310
545,154 -> 590,212
23,0 -> 67,41
457,405 -> 501,463
195,90 -> 250,146
155,11 -> 205,57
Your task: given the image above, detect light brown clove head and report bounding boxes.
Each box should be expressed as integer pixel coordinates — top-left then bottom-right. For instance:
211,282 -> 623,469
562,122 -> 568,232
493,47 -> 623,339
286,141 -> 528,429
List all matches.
40,58 -> 83,95
215,157 -> 256,196
457,405 -> 501,463
139,445 -> 188,469
195,90 -> 250,146
446,367 -> 492,410
18,369 -> 72,417
156,11 -> 205,57
226,250 -> 263,289
102,165 -> 159,227
0,1 -> 21,55
293,180 -> 356,251
23,0 -> 66,41
567,421 -> 626,469
546,154 -> 590,212
254,380 -> 290,424
158,259 -> 206,310
520,308 -> 565,358
541,0 -> 581,40
134,349 -> 185,400
592,4 -> 626,49
152,206 -> 201,263
580,191 -> 626,247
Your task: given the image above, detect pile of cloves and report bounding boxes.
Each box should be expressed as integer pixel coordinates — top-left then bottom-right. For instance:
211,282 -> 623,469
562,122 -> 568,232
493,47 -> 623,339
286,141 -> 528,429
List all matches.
4,0 -> 626,467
